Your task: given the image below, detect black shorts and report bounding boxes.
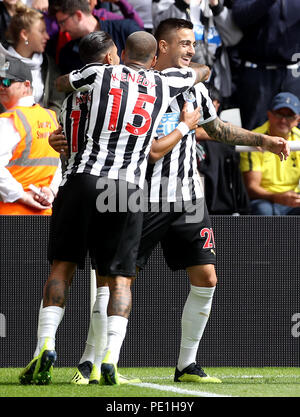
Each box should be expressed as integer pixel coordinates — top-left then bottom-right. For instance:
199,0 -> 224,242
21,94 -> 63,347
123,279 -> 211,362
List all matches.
48,174 -> 143,276
136,199 -> 216,271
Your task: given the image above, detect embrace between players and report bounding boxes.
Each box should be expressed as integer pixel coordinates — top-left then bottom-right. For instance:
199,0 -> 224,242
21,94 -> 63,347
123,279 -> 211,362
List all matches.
20,19 -> 289,386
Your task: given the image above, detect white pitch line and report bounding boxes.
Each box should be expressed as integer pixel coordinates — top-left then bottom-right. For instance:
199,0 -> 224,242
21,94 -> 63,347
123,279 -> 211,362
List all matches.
144,374 -> 300,381
144,375 -> 263,381
132,382 -> 233,397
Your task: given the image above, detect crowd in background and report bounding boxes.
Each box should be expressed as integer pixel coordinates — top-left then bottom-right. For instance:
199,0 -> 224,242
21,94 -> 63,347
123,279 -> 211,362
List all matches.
1,0 -> 300,216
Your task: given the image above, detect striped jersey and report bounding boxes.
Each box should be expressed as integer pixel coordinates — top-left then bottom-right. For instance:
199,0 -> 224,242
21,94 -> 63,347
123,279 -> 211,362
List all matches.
146,82 -> 217,203
60,63 -> 196,188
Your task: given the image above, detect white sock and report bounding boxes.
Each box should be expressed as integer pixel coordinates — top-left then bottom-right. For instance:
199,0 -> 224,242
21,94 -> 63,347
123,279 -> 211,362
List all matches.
78,317 -> 95,365
33,299 -> 44,357
37,306 -> 65,352
177,285 -> 215,372
78,342 -> 95,365
103,315 -> 128,364
80,286 -> 110,368
34,303 -> 65,356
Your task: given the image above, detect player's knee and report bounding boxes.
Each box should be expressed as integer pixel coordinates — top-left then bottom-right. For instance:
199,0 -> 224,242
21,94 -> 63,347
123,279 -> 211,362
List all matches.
187,264 -> 217,287
108,275 -> 135,289
199,273 -> 217,287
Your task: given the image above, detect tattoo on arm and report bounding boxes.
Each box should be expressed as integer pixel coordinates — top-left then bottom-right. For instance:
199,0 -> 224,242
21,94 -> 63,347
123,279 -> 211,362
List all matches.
202,117 -> 263,146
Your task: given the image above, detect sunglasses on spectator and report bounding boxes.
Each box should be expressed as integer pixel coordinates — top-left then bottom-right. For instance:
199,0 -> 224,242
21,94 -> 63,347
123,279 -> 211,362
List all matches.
0,78 -> 17,88
271,111 -> 298,121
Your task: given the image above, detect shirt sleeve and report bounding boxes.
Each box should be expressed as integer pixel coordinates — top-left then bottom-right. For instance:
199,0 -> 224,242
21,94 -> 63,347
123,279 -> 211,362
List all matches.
212,6 -> 243,47
232,0 -> 277,29
117,0 -> 145,29
0,118 -> 24,203
69,63 -> 105,92
161,67 -> 197,101
194,83 -> 217,125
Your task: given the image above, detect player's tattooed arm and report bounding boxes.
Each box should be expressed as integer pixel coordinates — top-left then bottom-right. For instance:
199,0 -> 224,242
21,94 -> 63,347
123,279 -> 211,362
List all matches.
55,74 -> 74,93
202,117 -> 263,146
202,117 -> 290,160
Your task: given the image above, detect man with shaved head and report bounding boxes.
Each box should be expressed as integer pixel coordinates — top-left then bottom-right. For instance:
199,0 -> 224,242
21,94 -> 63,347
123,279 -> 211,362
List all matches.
123,31 -> 157,63
20,30 -> 209,386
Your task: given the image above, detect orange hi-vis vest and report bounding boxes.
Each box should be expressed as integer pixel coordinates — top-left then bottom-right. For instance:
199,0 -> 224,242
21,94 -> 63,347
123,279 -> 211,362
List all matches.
0,104 -> 60,215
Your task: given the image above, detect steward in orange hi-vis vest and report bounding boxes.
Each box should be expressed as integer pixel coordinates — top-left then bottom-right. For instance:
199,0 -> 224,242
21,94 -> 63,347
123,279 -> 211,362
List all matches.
0,104 -> 60,215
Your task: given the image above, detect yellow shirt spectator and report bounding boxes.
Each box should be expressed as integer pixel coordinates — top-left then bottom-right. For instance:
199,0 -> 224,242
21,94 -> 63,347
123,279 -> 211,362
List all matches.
240,121 -> 300,194
240,91 -> 300,215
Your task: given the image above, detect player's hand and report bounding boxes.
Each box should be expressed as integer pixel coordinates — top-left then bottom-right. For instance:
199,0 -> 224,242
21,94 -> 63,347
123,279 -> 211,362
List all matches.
273,191 -> 300,207
49,126 -> 69,157
261,135 -> 290,161
180,102 -> 201,131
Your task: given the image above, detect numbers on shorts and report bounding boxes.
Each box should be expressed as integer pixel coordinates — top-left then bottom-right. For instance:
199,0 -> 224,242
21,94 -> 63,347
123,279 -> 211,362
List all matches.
200,227 -> 215,249
108,88 -> 156,135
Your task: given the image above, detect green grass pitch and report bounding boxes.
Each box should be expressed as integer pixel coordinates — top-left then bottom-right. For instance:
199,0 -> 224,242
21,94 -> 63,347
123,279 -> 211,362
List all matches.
0,367 -> 300,398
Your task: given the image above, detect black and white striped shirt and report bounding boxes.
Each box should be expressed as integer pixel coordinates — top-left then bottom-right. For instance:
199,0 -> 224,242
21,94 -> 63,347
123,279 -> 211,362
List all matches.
60,63 -> 196,188
146,82 -> 216,202
59,90 -> 90,173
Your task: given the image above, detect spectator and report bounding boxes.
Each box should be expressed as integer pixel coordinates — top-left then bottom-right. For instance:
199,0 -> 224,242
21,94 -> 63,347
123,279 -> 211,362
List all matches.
108,0 -> 153,32
0,55 -> 61,215
93,0 -> 144,29
21,0 -> 48,12
1,4 -> 64,115
240,92 -> 300,215
48,0 -> 141,74
152,0 -> 243,103
127,0 -> 153,32
44,0 -> 143,64
0,0 -> 23,43
44,0 -> 144,63
152,0 -> 173,18
232,0 -> 300,130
